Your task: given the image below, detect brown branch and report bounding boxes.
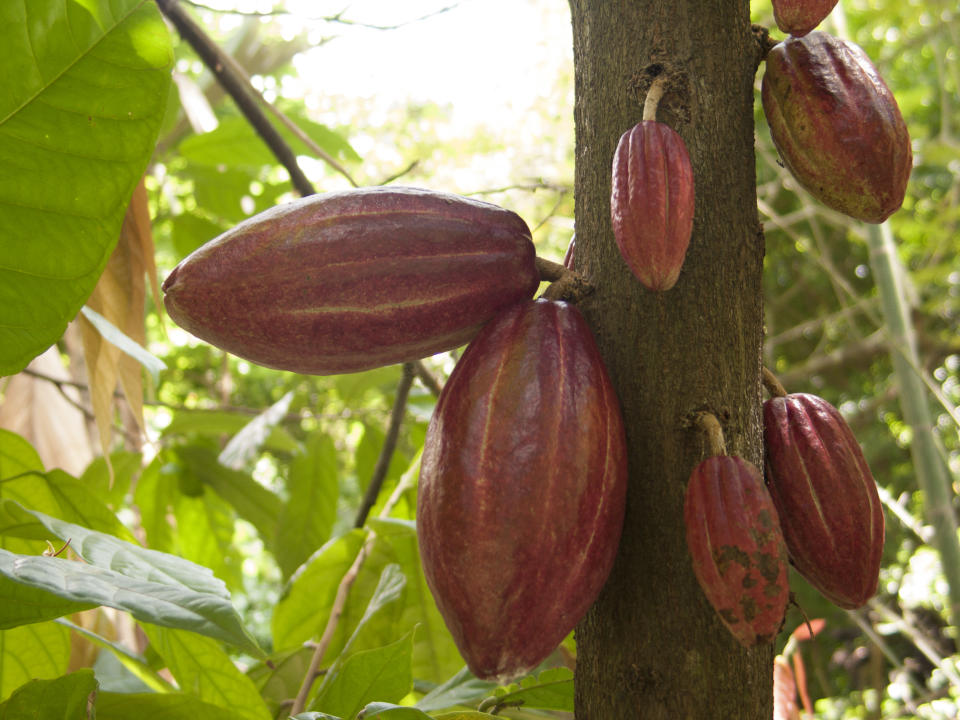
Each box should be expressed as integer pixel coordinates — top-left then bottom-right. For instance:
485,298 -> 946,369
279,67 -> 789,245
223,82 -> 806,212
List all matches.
289,536 -> 374,715
181,1 -> 460,30
155,0 -> 316,197
413,359 -> 442,397
353,363 -> 416,528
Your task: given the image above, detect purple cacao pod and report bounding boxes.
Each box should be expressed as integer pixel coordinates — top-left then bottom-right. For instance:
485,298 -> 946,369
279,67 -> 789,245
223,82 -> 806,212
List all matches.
763,393 -> 884,609
772,0 -> 838,37
610,121 -> 695,291
162,186 -> 539,375
684,455 -> 789,647
761,32 -> 912,223
418,299 -> 627,681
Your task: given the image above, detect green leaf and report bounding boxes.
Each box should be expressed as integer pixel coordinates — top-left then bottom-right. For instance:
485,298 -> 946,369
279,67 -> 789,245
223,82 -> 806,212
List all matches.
133,457 -> 177,553
141,625 -> 271,720
218,391 -> 294,469
55,618 -> 174,694
415,667 -> 496,713
246,646 -> 314,718
369,518 -> 463,684
485,667 -> 574,713
0,469 -> 136,543
0,0 -> 173,375
0,621 -> 71,702
161,410 -> 299,454
179,115 -> 359,169
174,445 -> 281,549
0,576 -> 95,629
0,669 -> 96,718
310,631 -> 414,719
353,704 -> 432,719
0,503 -> 262,656
80,306 -> 166,383
95,692 -> 243,720
79,451 -> 142,509
0,430 -> 43,478
276,434 -> 339,578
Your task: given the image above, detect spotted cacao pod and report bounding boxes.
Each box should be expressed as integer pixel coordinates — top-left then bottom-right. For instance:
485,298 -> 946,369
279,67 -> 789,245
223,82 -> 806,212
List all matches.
610,121 -> 694,291
761,32 -> 911,223
418,299 -> 627,681
763,393 -> 884,609
684,455 -> 789,647
162,186 -> 539,375
772,0 -> 838,37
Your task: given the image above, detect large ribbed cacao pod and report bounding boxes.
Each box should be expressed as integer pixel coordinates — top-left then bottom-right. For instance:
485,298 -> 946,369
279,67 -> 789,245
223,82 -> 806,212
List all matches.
418,299 -> 627,681
684,455 -> 789,647
772,0 -> 838,37
763,393 -> 884,609
162,186 -> 539,375
761,32 -> 911,223
610,121 -> 694,291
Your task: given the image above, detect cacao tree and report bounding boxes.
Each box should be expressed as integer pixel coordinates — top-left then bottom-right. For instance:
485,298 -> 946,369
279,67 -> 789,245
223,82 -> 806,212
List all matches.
1,0 -> 959,718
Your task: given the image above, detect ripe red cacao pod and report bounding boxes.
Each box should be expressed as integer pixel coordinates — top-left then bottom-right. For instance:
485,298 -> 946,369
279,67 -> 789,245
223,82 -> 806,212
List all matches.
610,121 -> 694,291
763,393 -> 884,609
772,0 -> 838,37
418,299 -> 627,681
761,32 -> 911,224
162,186 -> 539,375
684,455 -> 789,647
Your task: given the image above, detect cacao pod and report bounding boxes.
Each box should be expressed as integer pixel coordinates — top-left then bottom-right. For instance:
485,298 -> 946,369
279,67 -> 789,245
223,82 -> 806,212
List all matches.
610,121 -> 694,291
761,32 -> 911,224
162,186 -> 539,375
763,393 -> 884,609
772,0 -> 838,37
684,455 -> 789,647
418,299 -> 627,681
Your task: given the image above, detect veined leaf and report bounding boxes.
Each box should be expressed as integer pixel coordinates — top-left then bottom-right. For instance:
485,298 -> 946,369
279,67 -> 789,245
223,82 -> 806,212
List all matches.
141,625 -> 271,720
95,692 -> 244,720
310,631 -> 414,719
0,669 -> 96,718
0,621 -> 71,701
0,0 -> 173,375
275,433 -> 339,579
0,503 -> 261,656
218,391 -> 293,470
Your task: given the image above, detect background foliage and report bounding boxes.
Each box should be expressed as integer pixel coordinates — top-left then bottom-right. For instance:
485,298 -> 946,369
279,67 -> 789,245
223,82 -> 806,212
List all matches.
0,0 -> 958,718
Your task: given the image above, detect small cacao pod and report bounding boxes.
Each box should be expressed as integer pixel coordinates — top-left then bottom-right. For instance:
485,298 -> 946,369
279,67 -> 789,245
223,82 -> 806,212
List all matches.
772,0 -> 838,37
418,299 -> 627,681
162,186 -> 539,375
684,455 -> 789,647
761,32 -> 911,223
610,121 -> 694,291
763,393 -> 884,609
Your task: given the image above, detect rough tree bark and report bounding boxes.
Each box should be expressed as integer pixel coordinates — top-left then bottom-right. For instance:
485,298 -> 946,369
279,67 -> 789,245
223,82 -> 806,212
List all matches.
568,1 -> 771,718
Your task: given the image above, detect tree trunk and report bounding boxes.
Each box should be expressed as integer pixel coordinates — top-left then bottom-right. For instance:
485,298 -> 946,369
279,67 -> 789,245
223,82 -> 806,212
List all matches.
568,1 -> 771,718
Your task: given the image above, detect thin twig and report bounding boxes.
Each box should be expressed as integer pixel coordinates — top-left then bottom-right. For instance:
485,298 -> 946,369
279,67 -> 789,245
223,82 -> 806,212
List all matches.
353,363 -> 416,528
413,360 -> 442,397
289,536 -> 374,715
211,46 -> 359,187
182,0 -> 459,30
155,0 -> 316,197
290,438 -> 420,715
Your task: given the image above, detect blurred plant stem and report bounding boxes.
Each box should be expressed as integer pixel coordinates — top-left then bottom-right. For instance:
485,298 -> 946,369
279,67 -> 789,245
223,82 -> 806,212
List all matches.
867,221 -> 960,628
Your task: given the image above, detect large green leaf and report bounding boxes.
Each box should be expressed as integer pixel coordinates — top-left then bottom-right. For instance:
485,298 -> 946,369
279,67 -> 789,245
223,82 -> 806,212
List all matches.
0,0 -> 172,375
275,434 -> 339,579
0,621 -> 71,702
0,503 -> 262,656
310,631 -> 414,719
141,625 -> 271,720
0,669 -> 96,718
95,692 -> 243,720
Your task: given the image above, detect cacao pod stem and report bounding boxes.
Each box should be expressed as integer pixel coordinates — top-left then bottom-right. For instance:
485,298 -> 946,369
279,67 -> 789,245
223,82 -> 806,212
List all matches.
762,366 -> 789,398
694,410 -> 727,456
642,74 -> 669,123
